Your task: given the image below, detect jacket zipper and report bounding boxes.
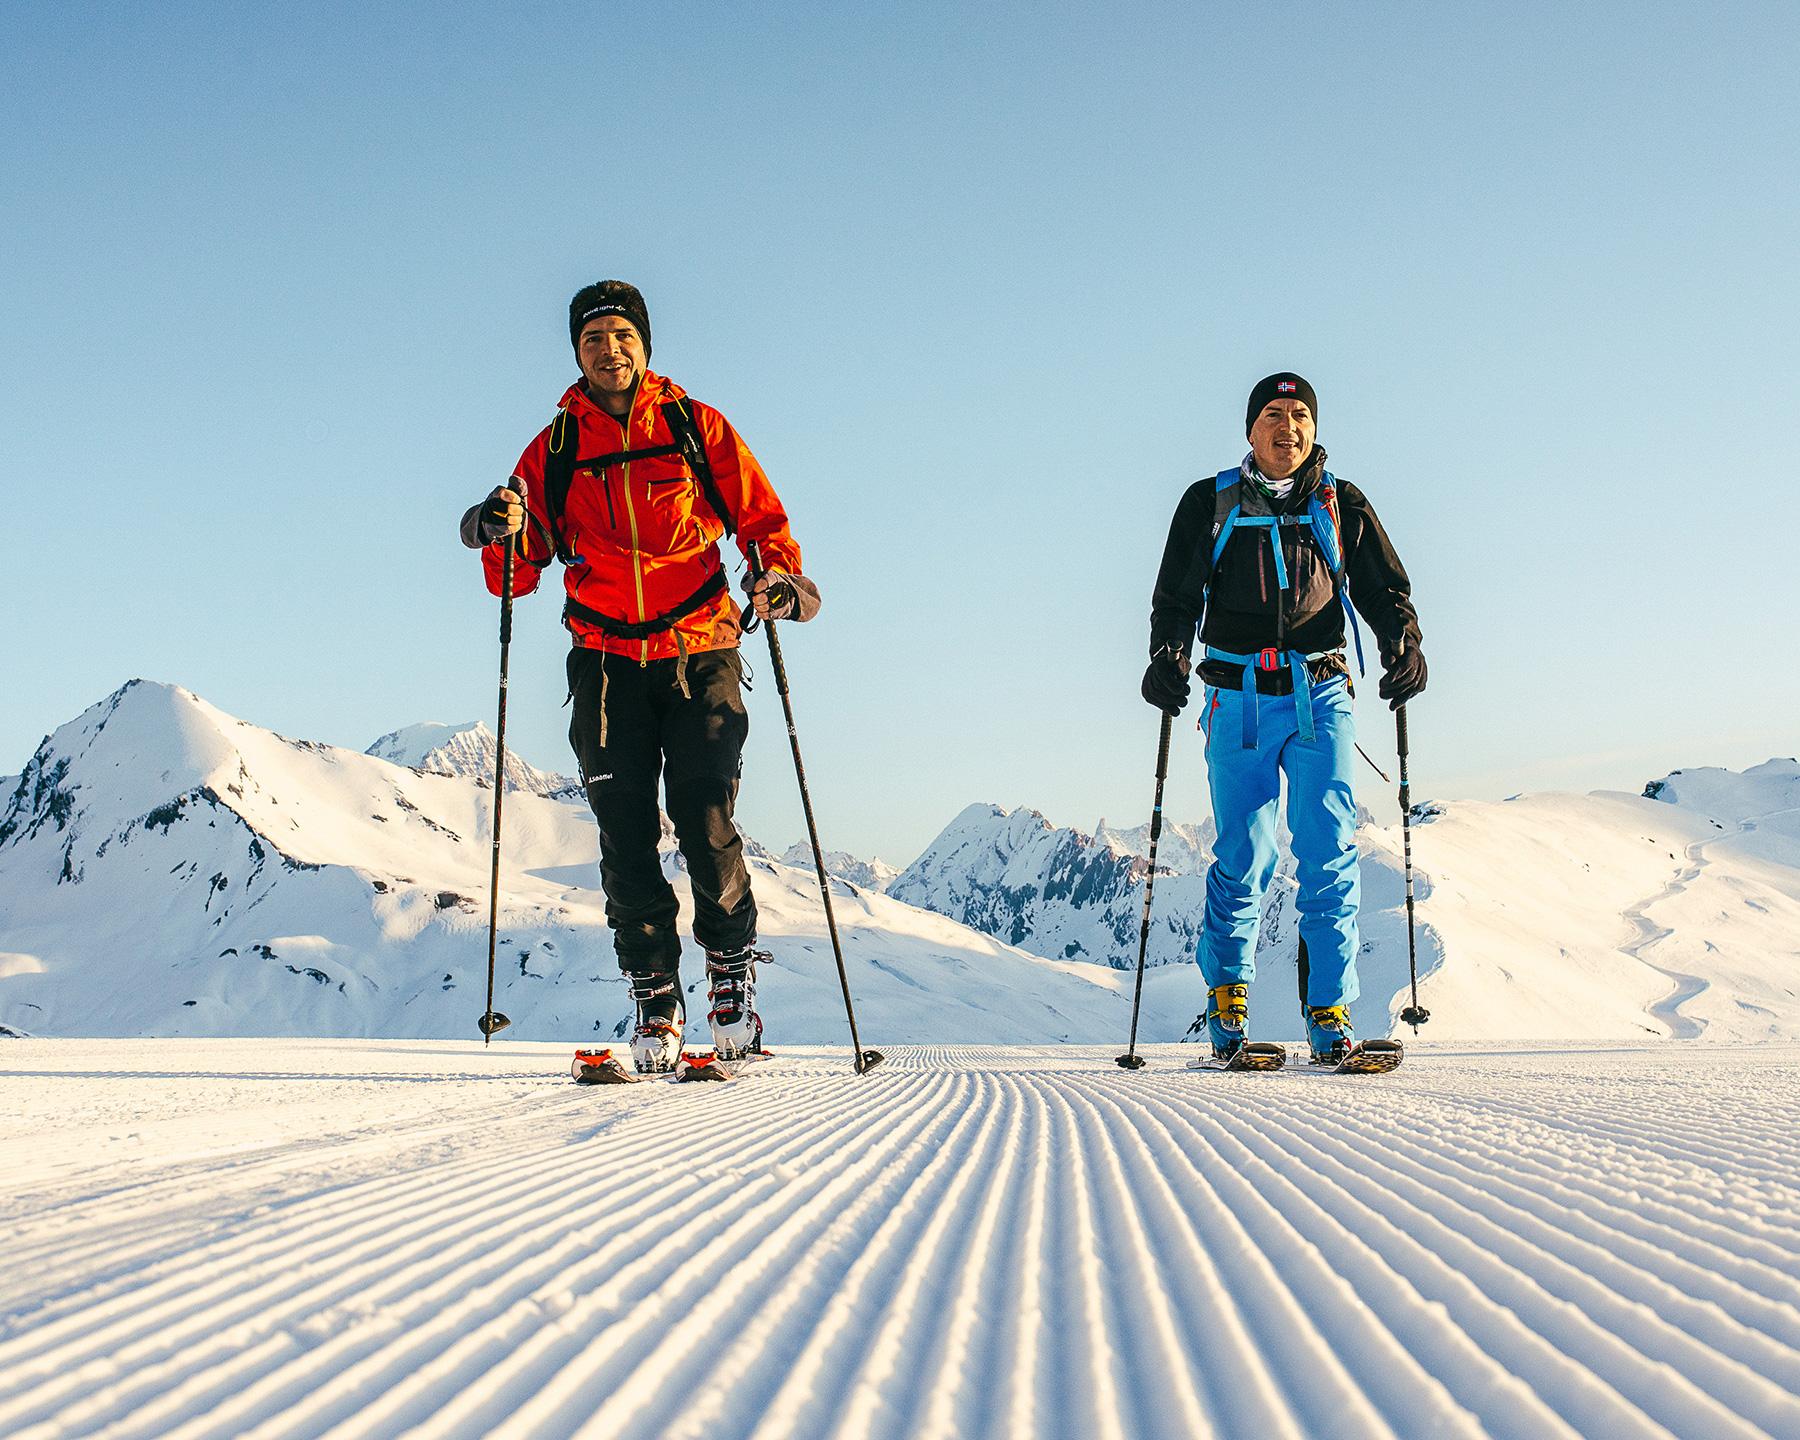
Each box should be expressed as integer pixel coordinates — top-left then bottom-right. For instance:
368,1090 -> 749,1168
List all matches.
1275,514 -> 1291,653
618,398 -> 649,664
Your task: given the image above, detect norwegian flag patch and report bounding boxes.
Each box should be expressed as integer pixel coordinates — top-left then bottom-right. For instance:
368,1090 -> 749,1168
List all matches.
1277,381 -> 1297,393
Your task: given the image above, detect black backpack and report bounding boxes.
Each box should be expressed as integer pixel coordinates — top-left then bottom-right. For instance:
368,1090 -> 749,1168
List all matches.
541,397 -> 736,565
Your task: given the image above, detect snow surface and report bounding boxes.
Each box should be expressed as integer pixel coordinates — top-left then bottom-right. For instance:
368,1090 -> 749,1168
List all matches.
4,1037 -> 1800,1439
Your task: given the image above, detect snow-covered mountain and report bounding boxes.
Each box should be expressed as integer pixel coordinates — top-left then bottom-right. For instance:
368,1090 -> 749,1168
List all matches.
1409,758 -> 1800,1041
892,762 -> 1800,1044
780,844 -> 900,894
891,803 -> 1213,966
887,801 -> 1380,1010
0,681 -> 1138,1044
5,680 -> 1797,1046
365,720 -> 578,799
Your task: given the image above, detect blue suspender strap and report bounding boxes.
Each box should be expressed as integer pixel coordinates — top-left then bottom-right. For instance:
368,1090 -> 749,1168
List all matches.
1289,653 -> 1316,743
1340,590 -> 1367,675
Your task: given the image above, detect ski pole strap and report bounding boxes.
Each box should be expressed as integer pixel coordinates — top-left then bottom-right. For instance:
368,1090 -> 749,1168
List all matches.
1204,645 -> 1338,749
561,567 -> 728,640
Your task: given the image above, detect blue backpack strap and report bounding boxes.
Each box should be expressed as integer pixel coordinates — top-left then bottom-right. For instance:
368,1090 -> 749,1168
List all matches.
1314,474 -> 1367,676
1209,468 -> 1244,568
1305,497 -> 1344,577
1231,515 -> 1287,589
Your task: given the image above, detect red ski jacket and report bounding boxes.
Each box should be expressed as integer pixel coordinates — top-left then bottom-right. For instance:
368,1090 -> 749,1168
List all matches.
481,373 -> 803,661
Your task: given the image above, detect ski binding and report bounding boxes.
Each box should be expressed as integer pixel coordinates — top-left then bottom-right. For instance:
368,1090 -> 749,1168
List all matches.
675,1050 -> 734,1083
571,1047 -> 640,1085
1316,1039 -> 1405,1074
1188,1041 -> 1288,1072
676,1047 -> 774,1082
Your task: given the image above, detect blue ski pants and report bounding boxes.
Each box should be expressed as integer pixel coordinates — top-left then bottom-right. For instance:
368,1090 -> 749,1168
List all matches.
1198,672 -> 1361,1010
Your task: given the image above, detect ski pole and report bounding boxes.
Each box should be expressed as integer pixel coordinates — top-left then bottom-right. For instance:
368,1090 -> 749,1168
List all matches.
478,481 -> 520,1044
1396,704 -> 1430,1030
1116,710 -> 1173,1070
746,542 -> 884,1075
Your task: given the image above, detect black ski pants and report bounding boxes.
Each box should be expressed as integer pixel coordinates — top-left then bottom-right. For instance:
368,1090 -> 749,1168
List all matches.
566,646 -> 757,978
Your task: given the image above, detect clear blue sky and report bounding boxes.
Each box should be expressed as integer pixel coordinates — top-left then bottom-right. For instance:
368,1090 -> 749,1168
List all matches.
5,1 -> 1796,864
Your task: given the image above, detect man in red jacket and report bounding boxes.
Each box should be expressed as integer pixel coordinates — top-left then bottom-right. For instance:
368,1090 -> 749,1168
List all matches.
461,280 -> 818,1072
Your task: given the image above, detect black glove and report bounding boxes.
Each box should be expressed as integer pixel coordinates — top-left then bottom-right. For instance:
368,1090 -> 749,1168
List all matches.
1141,645 -> 1191,716
1378,638 -> 1428,709
749,571 -> 798,620
477,487 -> 525,545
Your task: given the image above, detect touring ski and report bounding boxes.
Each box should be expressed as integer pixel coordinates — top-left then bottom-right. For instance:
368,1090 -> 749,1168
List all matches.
1187,1041 -> 1289,1072
1315,1040 -> 1405,1074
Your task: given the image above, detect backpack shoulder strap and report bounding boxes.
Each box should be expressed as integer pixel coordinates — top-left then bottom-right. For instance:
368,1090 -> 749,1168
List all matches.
1315,471 -> 1367,674
1209,467 -> 1244,568
543,406 -> 580,562
1307,473 -> 1347,579
661,399 -> 737,537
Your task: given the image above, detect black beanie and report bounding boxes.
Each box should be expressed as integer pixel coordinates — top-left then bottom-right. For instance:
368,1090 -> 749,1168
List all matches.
569,280 -> 651,358
1245,372 -> 1317,437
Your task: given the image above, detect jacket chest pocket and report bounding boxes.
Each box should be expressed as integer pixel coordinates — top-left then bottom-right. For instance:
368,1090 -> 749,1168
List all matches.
1285,538 -> 1337,620
566,467 -> 626,554
636,463 -> 706,551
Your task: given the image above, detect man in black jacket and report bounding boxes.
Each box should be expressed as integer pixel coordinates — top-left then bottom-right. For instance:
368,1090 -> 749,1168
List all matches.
1143,373 -> 1425,1063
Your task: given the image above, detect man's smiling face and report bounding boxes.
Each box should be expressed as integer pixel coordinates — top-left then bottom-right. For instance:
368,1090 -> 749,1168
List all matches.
577,316 -> 647,401
1249,398 -> 1316,480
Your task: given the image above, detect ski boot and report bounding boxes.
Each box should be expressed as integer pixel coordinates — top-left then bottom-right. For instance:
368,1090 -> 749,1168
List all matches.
1306,1005 -> 1356,1066
628,973 -> 686,1074
1190,983 -> 1286,1071
1207,983 -> 1249,1060
704,946 -> 767,1061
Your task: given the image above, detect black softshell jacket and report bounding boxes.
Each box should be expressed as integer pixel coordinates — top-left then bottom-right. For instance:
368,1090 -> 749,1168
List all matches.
1149,447 -> 1421,664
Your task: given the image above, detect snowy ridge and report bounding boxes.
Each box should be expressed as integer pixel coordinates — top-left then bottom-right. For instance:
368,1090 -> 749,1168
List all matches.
888,800 -> 1396,986
890,802 -> 1208,965
365,720 -> 579,799
1400,764 -> 1800,1042
3,1038 -> 1799,1439
780,843 -> 900,894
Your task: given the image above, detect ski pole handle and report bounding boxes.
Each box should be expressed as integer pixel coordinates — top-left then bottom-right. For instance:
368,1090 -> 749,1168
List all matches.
1148,709 -> 1171,844
498,478 -> 522,646
1395,703 -> 1410,812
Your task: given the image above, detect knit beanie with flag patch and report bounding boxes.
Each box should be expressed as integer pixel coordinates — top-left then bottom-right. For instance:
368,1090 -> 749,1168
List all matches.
1245,373 -> 1317,437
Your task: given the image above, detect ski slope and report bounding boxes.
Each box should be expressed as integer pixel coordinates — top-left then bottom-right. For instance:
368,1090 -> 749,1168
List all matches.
5,1039 -> 1799,1439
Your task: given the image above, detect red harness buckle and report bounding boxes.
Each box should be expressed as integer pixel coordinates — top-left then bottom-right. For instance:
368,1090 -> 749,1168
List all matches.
1257,647 -> 1280,671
